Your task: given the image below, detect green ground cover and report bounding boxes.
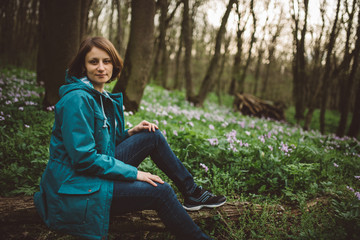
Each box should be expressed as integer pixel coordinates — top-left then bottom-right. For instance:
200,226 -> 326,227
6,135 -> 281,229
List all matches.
1,67 -> 360,239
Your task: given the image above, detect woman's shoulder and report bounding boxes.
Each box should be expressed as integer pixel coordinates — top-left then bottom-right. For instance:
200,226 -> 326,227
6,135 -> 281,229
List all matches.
58,89 -> 97,109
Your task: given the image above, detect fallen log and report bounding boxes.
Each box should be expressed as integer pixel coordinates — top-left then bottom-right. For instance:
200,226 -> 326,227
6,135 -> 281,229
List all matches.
233,93 -> 286,121
0,196 -> 285,239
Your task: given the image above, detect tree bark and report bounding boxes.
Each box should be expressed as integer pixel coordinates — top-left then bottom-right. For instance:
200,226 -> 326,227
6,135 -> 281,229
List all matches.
173,19 -> 183,90
291,0 -> 309,123
319,0 -> 341,134
228,1 -> 247,96
303,0 -> 326,131
348,73 -> 360,137
336,0 -> 359,137
189,0 -> 236,106
237,0 -> 256,94
112,0 -> 155,112
37,0 -> 83,108
182,0 -> 195,100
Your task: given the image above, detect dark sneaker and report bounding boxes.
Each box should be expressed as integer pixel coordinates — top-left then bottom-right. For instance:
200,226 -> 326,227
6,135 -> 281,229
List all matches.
183,186 -> 226,211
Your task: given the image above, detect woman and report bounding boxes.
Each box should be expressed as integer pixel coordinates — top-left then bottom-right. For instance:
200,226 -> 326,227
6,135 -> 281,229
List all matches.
34,36 -> 226,240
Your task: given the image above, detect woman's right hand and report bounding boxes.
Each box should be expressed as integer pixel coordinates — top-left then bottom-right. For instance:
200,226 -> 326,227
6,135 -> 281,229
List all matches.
136,170 -> 164,187
128,120 -> 158,136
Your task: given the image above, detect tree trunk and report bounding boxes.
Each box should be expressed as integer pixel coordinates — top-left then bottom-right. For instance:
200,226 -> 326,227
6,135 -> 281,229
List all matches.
173,21 -> 183,90
182,0 -> 195,100
237,0 -> 256,94
303,0 -> 326,131
213,35 -> 231,105
190,0 -> 236,106
37,0 -> 83,108
260,6 -> 283,99
80,0 -> 92,38
291,0 -> 309,123
114,0 -> 124,55
112,0 -> 155,112
319,0 -> 341,134
348,73 -> 360,137
336,0 -> 359,137
228,1 -> 247,96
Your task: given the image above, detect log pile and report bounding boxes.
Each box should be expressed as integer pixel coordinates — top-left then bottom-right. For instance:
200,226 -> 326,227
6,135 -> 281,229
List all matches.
233,93 -> 286,121
0,196 -> 285,239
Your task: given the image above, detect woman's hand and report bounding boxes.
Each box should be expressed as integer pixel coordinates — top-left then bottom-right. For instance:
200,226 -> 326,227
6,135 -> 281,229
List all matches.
128,120 -> 158,136
136,170 -> 164,187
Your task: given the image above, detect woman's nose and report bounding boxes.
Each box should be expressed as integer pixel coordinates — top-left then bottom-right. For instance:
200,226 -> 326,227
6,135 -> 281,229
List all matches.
97,62 -> 105,71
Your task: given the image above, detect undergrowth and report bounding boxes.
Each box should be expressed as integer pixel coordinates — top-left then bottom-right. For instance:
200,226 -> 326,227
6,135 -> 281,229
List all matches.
1,67 -> 360,239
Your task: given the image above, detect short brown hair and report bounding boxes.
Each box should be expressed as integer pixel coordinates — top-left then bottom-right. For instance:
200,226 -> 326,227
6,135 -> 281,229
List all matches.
68,36 -> 123,82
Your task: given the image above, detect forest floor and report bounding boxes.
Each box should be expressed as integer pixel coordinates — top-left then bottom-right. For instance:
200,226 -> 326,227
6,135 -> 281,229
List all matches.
0,196 -> 331,240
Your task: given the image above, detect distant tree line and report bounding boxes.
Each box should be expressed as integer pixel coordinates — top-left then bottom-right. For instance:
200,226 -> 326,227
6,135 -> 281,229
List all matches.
0,0 -> 359,137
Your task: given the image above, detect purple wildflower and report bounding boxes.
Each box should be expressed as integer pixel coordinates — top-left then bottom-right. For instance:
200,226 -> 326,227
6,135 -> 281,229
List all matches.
333,163 -> 339,168
347,186 -> 355,192
355,192 -> 360,201
258,135 -> 265,143
173,130 -> 178,136
200,163 -> 209,172
207,138 -> 219,146
355,176 -> 360,180
209,124 -> 215,130
24,124 -> 30,128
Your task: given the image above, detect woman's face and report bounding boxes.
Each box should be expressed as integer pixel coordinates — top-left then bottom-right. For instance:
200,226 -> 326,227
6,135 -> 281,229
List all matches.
84,46 -> 113,92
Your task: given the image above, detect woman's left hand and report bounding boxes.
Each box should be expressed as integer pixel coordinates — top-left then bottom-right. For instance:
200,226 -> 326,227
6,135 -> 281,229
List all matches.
128,120 -> 158,136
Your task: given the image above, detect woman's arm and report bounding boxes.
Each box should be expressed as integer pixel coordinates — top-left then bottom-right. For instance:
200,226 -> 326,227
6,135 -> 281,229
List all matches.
60,92 -> 138,180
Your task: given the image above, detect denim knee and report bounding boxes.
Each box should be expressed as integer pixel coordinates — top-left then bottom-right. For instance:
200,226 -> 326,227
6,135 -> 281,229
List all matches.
156,182 -> 177,202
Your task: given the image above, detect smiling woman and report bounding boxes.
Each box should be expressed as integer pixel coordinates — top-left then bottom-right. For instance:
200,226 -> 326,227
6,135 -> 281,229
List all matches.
33,36 -> 226,240
84,47 -> 113,92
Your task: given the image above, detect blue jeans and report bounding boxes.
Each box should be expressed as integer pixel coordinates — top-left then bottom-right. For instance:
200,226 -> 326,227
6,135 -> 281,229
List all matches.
111,130 -> 211,240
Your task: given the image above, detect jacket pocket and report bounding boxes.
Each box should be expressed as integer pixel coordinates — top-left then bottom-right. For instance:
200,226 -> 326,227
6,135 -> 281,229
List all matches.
57,181 -> 101,225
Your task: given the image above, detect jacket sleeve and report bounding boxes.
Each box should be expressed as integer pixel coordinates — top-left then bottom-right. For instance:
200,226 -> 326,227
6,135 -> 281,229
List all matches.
60,92 -> 138,180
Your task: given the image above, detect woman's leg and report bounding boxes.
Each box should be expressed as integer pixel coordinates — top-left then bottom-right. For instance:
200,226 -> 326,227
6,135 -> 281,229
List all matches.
115,129 -> 196,196
111,180 -> 211,240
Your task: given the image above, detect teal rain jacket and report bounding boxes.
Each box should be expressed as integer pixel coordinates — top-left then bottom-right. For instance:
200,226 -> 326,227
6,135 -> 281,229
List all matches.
34,73 -> 138,240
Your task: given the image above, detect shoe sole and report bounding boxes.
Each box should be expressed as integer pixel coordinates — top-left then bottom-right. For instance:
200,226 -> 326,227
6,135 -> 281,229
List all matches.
183,200 -> 226,211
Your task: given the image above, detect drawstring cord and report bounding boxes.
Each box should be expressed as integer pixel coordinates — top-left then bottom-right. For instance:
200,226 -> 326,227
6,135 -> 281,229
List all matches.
100,96 -> 108,128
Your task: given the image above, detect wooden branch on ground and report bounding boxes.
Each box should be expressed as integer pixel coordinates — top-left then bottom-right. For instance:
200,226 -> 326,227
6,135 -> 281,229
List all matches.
233,93 -> 286,121
0,196 -> 285,238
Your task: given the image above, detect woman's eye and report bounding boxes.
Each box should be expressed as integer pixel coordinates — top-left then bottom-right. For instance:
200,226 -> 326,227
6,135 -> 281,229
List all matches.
89,60 -> 97,64
104,59 -> 112,64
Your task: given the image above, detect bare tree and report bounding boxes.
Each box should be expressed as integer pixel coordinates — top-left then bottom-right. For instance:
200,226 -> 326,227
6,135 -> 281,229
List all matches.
112,0 -> 156,112
0,0 -> 40,69
151,0 -> 181,88
291,0 -> 309,123
182,0 -> 194,100
189,0 -> 237,106
338,0 -> 360,136
228,0 -> 249,95
303,0 -> 326,130
236,0 -> 256,94
37,0 -> 87,107
260,4 -> 284,98
319,0 -> 341,134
